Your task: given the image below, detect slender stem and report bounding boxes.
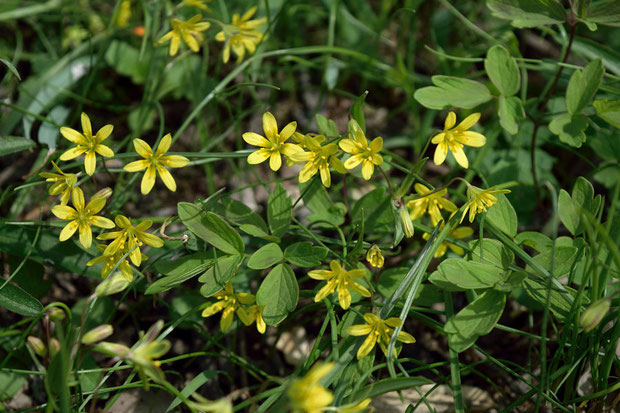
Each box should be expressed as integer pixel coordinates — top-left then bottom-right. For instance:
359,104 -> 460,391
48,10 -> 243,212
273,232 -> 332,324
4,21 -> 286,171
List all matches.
377,165 -> 396,201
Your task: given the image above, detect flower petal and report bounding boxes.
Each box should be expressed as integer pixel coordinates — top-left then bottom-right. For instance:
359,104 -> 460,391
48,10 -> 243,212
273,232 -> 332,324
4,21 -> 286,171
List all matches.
444,112 -> 456,130
279,121 -> 297,142
80,113 -> 92,137
95,124 -> 114,142
247,149 -> 270,165
433,143 -> 447,166
60,127 -> 86,144
59,220 -> 79,241
52,205 -> 77,220
456,112 -> 480,131
451,146 -> 469,169
89,216 -> 115,229
337,285 -> 351,309
161,155 -> 189,168
349,280 -> 371,297
157,166 -> 177,191
314,282 -> 335,302
347,324 -> 372,336
124,160 -> 149,172
141,167 -> 157,195
338,138 -> 358,154
133,138 -> 153,158
361,160 -> 374,180
59,146 -> 87,161
154,134 -> 172,157
357,333 -> 377,359
78,222 -> 93,249
269,152 -> 282,171
95,144 -> 114,157
458,131 -> 486,147
397,331 -> 416,344
243,132 -> 269,147
344,154 -> 363,169
84,151 -> 97,176
262,112 -> 278,139
369,136 -> 383,153
308,270 -> 332,280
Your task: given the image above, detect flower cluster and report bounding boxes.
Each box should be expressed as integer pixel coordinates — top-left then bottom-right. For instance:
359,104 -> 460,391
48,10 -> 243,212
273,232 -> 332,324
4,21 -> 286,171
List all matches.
201,282 -> 265,333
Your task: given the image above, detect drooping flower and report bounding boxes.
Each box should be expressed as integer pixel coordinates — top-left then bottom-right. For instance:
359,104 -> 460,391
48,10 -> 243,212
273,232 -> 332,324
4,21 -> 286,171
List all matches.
288,362 -> 334,413
309,260 -> 371,310
158,14 -> 210,56
407,183 -> 457,226
366,245 -> 384,268
339,120 -> 383,180
39,161 -> 82,205
346,313 -> 416,359
288,135 -> 346,187
97,215 -> 164,267
127,320 -> 171,389
215,6 -> 266,64
123,133 -> 190,195
202,282 -> 255,332
431,112 -> 486,169
423,225 -> 473,258
242,112 -> 304,171
51,190 -> 115,249
461,184 -> 511,223
59,112 -> 114,176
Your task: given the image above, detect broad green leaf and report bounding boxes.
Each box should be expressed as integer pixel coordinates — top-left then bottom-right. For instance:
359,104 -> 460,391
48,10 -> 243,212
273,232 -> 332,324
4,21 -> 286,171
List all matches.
486,194 -> 518,237
549,113 -> 588,147
238,224 -> 280,242
559,177 -> 601,235
494,271 -> 528,292
444,289 -> 506,339
213,197 -> 269,233
527,246 -> 579,278
38,105 -> 69,149
486,0 -> 566,28
498,95 -> 525,135
570,37 -> 620,77
0,282 -> 43,316
566,59 -> 604,115
350,187 -> 394,234
349,91 -> 368,132
247,243 -> 284,270
0,136 -> 36,156
377,267 -> 443,306
104,40 -> 148,84
414,76 -> 491,110
267,184 -> 292,238
523,277 -> 585,321
586,0 -> 620,27
256,263 -> 299,326
199,255 -> 242,298
448,332 -> 479,353
300,180 -> 346,227
284,241 -> 328,268
429,258 -> 504,291
178,202 -> 244,255
316,114 -> 339,137
146,252 -> 214,294
515,231 -> 553,253
593,99 -> 620,128
469,238 -> 515,268
0,371 -> 27,400
485,45 -> 520,96
574,0 -> 591,19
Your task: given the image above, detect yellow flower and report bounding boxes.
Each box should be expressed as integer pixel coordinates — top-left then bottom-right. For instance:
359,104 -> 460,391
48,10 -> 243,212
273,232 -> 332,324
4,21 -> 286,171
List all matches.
115,0 -> 131,27
215,6 -> 266,63
242,112 -> 304,171
51,190 -> 114,249
288,362 -> 334,413
124,133 -> 190,195
366,245 -> 384,268
87,244 -> 136,281
127,320 -> 170,389
431,112 -> 486,169
59,112 -> 114,176
39,161 -> 82,205
407,183 -> 457,226
461,185 -> 511,223
245,305 -> 266,334
288,135 -> 346,187
309,260 -> 371,310
339,120 -> 383,180
423,225 -> 473,258
202,282 -> 255,332
97,215 -> 164,267
183,0 -> 211,12
158,14 -> 210,56
338,398 -> 372,413
189,394 -> 233,413
347,313 -> 416,359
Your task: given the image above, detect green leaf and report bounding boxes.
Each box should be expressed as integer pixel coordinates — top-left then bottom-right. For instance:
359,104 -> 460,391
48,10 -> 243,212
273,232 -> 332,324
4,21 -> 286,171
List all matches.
247,243 -> 284,270
46,337 -> 71,412
486,194 -> 518,237
593,99 -> 620,128
316,114 -> 340,137
267,184 -> 292,238
38,105 -> 69,149
549,113 -> 588,147
349,91 -> 368,132
104,40 -> 148,84
238,224 -> 280,242
469,238 -> 515,269
429,258 -> 505,291
559,176 -> 602,235
486,0 -> 566,28
0,136 -> 36,156
0,371 -> 26,401
485,45 -> 521,96
300,180 -> 346,227
414,76 -> 491,110
350,187 -> 394,234
256,263 -> 299,326
0,282 -> 43,316
570,37 -> 620,77
178,202 -> 244,255
146,252 -> 214,294
515,231 -> 553,253
377,267 -> 443,306
527,246 -> 579,278
213,197 -> 269,233
284,241 -> 328,268
523,277 -> 585,321
498,95 -> 525,135
199,254 -> 242,298
566,59 -> 604,115
0,58 -> 21,80
586,0 -> 620,27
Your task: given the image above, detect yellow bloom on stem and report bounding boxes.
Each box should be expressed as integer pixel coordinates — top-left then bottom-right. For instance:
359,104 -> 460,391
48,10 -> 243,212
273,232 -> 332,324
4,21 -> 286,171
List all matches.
124,133 -> 190,195
288,362 -> 334,413
127,320 -> 170,389
461,184 -> 511,223
347,313 -> 416,360
432,112 -> 486,169
59,112 -> 114,176
158,14 -> 210,56
39,161 -> 82,205
215,6 -> 266,64
242,112 -> 304,171
423,225 -> 473,258
115,0 -> 131,27
51,189 -> 114,249
87,244 -> 137,281
339,120 -> 383,180
183,0 -> 211,12
202,282 -> 255,332
366,245 -> 384,268
309,260 -> 371,310
245,304 -> 266,334
288,135 -> 346,187
407,183 -> 457,226
97,215 -> 164,267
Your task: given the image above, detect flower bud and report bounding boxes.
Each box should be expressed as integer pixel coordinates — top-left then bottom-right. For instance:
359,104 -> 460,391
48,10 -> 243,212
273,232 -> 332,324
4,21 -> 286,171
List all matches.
48,307 -> 66,321
49,338 -> 61,357
92,187 -> 113,200
579,298 -> 611,332
366,245 -> 384,268
95,272 -> 130,297
82,324 -> 114,345
27,336 -> 47,357
399,206 -> 414,238
93,342 -> 131,358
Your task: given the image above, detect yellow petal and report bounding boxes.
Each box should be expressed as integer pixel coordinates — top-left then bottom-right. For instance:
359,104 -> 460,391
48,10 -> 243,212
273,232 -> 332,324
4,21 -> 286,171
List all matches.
349,280 -> 371,297
456,112 -> 480,130
138,232 -> 164,248
458,131 -> 486,147
451,146 -> 469,169
133,138 -> 153,158
319,164 -> 331,187
169,34 -> 181,56
314,282 -> 335,302
337,285 -> 351,309
243,132 -> 269,147
202,301 -> 226,318
247,148 -> 270,164
95,144 -> 114,157
59,146 -> 87,161
279,121 -> 297,142
73,188 -> 85,210
60,127 -> 85,144
361,160 -> 374,180
433,143 -> 447,165
451,226 -> 474,238
299,163 -> 318,183
124,160 -> 149,172
220,307 -> 234,331
52,205 -> 77,220
95,124 -> 114,142
269,152 -> 282,171
89,216 -> 115,229
80,113 -> 92,137
281,143 -> 304,158
262,112 -> 278,139
154,134 -> 172,158
141,167 -> 157,195
444,111 -> 457,130
59,220 -> 79,241
182,31 -> 200,52
347,324 -> 372,336
397,331 -> 416,344
308,270 -> 333,280
161,155 -> 189,168
369,136 -> 383,152
357,333 -> 377,359
431,132 -> 445,145
338,138 -> 359,154
157,166 -> 177,191
78,222 -> 93,248
84,151 -> 97,176
344,154 -> 363,169
215,31 -> 226,42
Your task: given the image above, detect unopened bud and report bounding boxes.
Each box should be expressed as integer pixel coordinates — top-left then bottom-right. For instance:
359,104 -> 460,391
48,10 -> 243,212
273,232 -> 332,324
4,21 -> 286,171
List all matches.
48,307 -> 66,321
93,342 -> 131,357
27,336 -> 47,357
95,273 -> 130,296
49,338 -> 60,357
399,206 -> 414,238
579,298 -> 611,332
92,187 -> 113,200
366,245 -> 384,268
82,324 -> 114,345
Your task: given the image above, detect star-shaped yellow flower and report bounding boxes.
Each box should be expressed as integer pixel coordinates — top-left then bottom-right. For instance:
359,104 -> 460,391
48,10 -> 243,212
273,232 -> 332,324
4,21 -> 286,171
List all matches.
87,244 -> 137,281
432,112 -> 486,169
39,161 -> 82,205
309,260 -> 371,310
97,215 -> 164,267
158,14 -> 210,56
346,313 -> 416,359
59,112 -> 114,176
461,184 -> 511,223
123,133 -> 190,195
339,120 -> 383,180
423,225 -> 473,258
127,320 -> 171,389
288,362 -> 334,413
288,135 -> 346,187
202,282 -> 255,332
51,190 -> 115,249
215,6 -> 266,64
407,183 -> 457,226
243,112 -> 304,171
